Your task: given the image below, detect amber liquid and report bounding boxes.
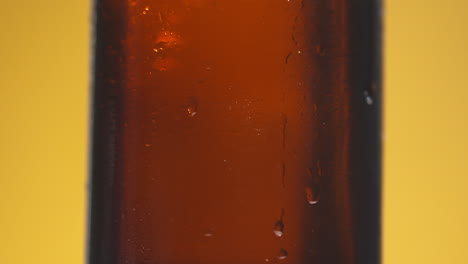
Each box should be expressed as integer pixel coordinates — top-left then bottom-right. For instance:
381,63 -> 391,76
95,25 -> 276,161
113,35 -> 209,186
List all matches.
88,1 -> 381,263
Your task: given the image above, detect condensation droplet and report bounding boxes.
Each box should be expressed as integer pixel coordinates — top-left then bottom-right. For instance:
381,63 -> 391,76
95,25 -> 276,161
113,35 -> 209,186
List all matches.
254,128 -> 262,136
364,90 -> 374,105
187,108 -> 197,117
203,232 -> 213,237
277,248 -> 288,260
273,220 -> 284,237
186,97 -> 198,117
305,186 -> 320,205
306,166 -> 320,205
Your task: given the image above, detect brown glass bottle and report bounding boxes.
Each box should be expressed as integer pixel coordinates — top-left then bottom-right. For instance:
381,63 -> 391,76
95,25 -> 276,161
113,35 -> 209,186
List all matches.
88,1 -> 382,264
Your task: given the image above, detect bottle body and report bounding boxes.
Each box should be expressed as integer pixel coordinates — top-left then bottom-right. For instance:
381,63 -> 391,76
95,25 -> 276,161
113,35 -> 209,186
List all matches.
88,1 -> 381,264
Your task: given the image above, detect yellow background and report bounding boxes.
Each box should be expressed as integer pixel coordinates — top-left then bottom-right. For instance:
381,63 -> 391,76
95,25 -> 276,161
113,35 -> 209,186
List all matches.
0,0 -> 466,263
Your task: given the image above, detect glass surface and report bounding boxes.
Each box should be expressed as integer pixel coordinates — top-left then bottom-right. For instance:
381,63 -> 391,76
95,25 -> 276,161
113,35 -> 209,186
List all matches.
88,1 -> 381,263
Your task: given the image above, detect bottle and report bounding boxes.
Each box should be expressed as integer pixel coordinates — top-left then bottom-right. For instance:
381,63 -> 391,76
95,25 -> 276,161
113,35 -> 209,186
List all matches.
88,1 -> 382,263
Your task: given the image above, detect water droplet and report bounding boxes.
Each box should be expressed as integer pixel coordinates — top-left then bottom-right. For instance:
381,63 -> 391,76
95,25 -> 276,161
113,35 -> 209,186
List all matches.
364,90 -> 374,105
305,186 -> 320,205
254,128 -> 262,136
187,108 -> 197,117
306,167 -> 320,204
277,249 -> 288,260
186,97 -> 198,117
203,232 -> 213,237
144,143 -> 152,147
273,220 -> 284,237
